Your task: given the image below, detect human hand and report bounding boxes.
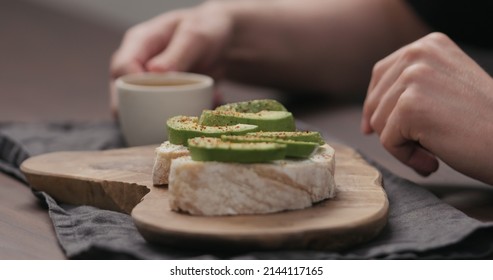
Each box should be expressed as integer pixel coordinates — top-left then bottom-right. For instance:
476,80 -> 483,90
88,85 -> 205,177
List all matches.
361,33 -> 493,184
109,1 -> 235,112
111,1 -> 235,77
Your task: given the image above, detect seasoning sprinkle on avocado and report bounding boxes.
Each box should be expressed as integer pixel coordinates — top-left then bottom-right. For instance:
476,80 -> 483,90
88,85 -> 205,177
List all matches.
167,116 -> 259,146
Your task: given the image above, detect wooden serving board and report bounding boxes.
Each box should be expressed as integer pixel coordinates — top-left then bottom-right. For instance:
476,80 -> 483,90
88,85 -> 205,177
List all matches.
21,142 -> 388,251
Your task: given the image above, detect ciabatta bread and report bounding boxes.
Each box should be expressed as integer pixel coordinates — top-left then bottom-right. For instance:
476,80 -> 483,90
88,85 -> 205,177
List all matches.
152,141 -> 189,185
168,144 -> 336,216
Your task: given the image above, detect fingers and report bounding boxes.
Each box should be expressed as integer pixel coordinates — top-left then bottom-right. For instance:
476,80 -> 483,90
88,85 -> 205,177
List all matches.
362,32 -> 493,179
110,11 -> 183,79
361,35 -> 439,134
110,0 -> 234,81
362,33 -> 454,176
361,48 -> 403,134
368,62 -> 434,134
368,61 -> 439,176
368,79 -> 406,134
146,20 -> 210,72
362,45 -> 424,134
146,7 -> 233,75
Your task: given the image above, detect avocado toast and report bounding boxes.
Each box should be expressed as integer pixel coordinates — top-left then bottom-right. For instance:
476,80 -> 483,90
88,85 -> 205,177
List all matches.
152,99 -> 336,215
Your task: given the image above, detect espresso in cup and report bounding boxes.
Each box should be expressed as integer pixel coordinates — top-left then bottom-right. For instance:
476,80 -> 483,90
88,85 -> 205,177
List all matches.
123,77 -> 201,87
116,72 -> 214,146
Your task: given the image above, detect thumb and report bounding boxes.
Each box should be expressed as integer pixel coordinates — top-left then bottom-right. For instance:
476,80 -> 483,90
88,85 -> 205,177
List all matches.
381,118 -> 439,176
385,140 -> 439,176
405,145 -> 439,176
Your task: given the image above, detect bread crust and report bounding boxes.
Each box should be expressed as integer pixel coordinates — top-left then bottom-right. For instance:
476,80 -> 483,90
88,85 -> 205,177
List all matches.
152,141 -> 189,185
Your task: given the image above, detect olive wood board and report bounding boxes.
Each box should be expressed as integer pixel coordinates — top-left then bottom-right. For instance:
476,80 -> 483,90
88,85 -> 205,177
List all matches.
21,142 -> 388,251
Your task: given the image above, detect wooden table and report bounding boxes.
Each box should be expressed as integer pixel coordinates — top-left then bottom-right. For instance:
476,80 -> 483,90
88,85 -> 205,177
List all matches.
2,0 -> 493,259
0,0 -> 117,259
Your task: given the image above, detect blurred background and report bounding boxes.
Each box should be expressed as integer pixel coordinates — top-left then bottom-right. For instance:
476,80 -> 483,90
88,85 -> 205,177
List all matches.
0,0 -> 205,122
27,0 -> 204,28
2,0 -> 493,191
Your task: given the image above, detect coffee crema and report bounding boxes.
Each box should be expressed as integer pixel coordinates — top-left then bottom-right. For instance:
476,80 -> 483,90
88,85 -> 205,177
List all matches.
125,78 -> 200,87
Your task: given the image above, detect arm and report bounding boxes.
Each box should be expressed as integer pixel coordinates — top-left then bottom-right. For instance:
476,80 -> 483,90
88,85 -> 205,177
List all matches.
110,0 -> 431,108
224,0 -> 431,95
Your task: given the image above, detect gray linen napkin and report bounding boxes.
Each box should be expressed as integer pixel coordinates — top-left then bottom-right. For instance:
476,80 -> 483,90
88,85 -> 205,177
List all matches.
1,121 -> 493,259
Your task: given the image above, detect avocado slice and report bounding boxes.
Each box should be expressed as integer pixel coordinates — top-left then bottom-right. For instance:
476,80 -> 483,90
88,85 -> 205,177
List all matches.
188,137 -> 286,163
215,99 -> 287,113
167,116 -> 259,146
199,110 -> 296,132
221,135 -> 319,158
246,131 -> 325,145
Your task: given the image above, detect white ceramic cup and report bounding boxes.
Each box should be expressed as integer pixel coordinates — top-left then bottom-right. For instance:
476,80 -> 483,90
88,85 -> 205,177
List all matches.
115,72 -> 214,146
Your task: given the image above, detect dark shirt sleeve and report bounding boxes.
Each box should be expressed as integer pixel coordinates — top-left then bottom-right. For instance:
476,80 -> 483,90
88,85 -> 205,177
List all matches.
406,0 -> 493,49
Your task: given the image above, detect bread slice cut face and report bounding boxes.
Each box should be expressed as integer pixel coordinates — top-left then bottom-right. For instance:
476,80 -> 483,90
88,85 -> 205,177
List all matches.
167,144 -> 336,216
